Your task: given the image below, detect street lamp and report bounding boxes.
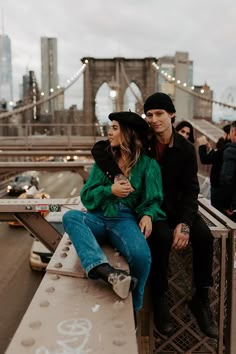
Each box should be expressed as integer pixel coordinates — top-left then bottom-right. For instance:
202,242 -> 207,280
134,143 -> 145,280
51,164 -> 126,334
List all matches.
109,76 -> 119,111
110,89 -> 117,99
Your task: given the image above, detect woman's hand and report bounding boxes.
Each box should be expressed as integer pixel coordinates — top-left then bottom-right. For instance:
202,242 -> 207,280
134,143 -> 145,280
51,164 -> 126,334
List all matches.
111,180 -> 134,198
139,215 -> 152,238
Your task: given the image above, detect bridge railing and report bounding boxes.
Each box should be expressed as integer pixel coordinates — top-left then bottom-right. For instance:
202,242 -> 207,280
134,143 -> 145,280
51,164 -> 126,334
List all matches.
0,122 -> 109,137
198,197 -> 236,354
0,119 -> 225,155
0,123 -> 109,150
138,201 -> 230,354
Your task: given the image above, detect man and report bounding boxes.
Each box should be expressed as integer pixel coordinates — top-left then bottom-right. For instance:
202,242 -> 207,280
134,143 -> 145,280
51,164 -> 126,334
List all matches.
91,93 -> 218,339
198,124 -> 231,210
219,120 -> 236,222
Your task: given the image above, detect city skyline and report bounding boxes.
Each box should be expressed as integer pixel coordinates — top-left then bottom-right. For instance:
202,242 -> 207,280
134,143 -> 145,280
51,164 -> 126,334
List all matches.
0,0 -> 236,120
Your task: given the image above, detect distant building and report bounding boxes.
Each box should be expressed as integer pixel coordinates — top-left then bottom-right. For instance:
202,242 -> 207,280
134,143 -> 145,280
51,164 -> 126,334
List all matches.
157,51 -> 194,121
41,37 -> 63,113
0,34 -> 13,106
193,83 -> 213,122
13,71 -> 41,131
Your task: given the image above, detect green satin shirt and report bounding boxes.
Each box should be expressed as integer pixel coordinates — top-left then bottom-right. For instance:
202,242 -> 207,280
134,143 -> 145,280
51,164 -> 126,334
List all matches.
81,154 -> 166,221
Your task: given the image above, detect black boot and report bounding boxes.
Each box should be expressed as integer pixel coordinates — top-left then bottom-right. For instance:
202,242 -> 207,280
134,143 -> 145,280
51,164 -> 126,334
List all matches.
188,295 -> 219,339
91,264 -> 137,299
153,294 -> 174,336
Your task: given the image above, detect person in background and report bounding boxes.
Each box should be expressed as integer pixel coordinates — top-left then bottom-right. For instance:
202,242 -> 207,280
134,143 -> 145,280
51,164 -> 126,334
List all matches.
198,124 -> 231,210
219,121 -> 236,222
175,120 -> 195,143
63,111 -> 166,313
91,93 -> 218,339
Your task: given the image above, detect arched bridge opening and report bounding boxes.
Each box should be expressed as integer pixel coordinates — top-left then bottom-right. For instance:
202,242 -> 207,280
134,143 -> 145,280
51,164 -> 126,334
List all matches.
81,57 -> 157,134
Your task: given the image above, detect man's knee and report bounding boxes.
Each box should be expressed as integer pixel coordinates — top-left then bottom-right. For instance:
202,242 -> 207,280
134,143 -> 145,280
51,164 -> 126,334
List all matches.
191,215 -> 213,242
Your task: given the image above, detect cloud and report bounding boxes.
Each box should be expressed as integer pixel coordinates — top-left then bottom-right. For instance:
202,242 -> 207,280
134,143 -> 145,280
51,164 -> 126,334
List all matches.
1,0 -> 236,111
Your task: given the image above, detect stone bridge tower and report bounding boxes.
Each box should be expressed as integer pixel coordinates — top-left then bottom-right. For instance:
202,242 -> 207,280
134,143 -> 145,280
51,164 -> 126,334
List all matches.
81,57 -> 157,135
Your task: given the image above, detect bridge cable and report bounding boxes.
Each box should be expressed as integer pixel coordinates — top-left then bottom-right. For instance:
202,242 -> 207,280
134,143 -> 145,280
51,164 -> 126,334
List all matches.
120,62 -> 144,106
0,63 -> 87,120
152,62 -> 236,111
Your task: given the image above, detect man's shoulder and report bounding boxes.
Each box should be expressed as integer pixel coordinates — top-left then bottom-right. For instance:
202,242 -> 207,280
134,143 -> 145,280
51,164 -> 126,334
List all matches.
93,139 -> 110,148
224,143 -> 236,158
91,139 -> 110,156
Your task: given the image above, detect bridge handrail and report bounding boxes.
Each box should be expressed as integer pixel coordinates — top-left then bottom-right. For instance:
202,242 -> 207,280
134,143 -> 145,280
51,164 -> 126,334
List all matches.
199,197 -> 236,354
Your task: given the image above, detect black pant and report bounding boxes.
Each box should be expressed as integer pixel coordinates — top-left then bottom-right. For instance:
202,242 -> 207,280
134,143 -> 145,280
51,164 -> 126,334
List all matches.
148,214 -> 214,300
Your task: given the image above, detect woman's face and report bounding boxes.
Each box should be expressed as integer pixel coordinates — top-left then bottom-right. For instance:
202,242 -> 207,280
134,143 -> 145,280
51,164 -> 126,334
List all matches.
108,120 -> 121,147
178,126 -> 191,140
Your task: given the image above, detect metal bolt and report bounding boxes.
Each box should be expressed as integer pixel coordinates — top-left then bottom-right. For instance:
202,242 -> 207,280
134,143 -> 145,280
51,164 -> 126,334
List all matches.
21,338 -> 35,347
40,300 -> 50,307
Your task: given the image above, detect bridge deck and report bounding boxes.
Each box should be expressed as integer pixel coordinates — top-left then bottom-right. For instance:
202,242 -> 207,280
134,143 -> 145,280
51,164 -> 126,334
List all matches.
6,242 -> 138,354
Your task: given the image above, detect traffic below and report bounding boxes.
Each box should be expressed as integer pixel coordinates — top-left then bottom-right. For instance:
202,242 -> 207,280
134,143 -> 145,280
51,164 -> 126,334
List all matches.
0,170 -> 85,353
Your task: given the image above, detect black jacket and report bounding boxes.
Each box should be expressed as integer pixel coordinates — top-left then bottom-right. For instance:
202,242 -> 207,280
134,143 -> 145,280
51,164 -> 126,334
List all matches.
91,129 -> 199,227
220,142 -> 236,210
198,144 -> 226,188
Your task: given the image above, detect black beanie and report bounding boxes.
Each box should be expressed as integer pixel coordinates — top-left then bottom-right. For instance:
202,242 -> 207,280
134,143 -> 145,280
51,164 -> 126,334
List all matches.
144,92 -> 176,114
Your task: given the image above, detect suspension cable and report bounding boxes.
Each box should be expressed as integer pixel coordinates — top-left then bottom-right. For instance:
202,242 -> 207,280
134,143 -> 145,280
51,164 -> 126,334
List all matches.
152,62 -> 236,111
120,62 -> 144,106
0,63 -> 87,119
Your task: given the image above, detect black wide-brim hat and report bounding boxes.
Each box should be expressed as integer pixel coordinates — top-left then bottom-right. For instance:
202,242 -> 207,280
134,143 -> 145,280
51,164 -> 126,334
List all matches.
108,111 -> 149,134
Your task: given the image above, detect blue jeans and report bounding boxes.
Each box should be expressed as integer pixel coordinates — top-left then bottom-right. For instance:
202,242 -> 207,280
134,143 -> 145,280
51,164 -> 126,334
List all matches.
62,204 -> 151,311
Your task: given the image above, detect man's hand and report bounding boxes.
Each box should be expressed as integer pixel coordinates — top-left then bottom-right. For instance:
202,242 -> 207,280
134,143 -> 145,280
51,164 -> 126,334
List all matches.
139,215 -> 152,239
197,135 -> 208,146
225,208 -> 233,216
172,223 -> 190,250
111,180 -> 134,198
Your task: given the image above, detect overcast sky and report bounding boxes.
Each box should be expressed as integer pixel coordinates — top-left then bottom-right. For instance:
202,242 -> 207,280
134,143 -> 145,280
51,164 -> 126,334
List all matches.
1,0 -> 236,119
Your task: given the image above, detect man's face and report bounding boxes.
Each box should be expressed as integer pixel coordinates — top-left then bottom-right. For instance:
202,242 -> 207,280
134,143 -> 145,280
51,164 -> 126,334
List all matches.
145,109 -> 174,134
230,126 -> 236,143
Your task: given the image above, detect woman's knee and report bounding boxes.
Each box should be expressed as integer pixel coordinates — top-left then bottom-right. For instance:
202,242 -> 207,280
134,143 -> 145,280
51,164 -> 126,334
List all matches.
62,210 -> 83,227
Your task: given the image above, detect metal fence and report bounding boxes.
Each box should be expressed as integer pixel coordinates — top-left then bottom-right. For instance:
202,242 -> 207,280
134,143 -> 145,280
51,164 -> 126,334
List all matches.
138,204 -> 231,354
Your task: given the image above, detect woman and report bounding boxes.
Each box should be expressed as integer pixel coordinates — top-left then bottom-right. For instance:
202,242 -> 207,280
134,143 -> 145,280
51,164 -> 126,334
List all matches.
175,120 -> 195,143
62,111 -> 166,311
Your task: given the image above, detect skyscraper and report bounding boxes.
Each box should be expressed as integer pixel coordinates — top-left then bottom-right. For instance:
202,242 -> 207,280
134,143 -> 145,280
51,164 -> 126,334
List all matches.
157,51 -> 194,121
0,34 -> 13,107
41,37 -> 59,113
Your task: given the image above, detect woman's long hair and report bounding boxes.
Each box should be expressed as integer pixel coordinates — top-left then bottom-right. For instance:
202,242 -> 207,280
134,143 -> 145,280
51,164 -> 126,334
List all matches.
175,120 -> 195,143
111,125 -> 142,177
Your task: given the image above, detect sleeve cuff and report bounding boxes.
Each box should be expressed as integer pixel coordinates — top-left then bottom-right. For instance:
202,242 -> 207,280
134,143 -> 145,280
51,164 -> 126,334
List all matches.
103,185 -> 112,197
